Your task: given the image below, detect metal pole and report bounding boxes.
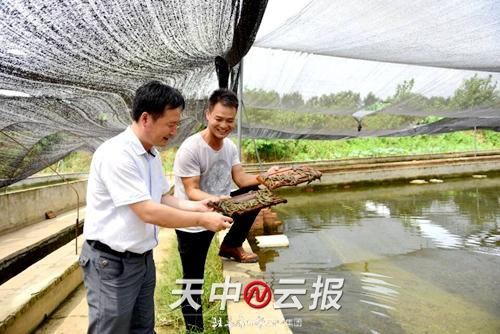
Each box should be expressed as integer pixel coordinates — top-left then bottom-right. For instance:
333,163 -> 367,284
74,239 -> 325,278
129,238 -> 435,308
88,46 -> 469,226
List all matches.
237,59 -> 243,161
473,126 -> 477,156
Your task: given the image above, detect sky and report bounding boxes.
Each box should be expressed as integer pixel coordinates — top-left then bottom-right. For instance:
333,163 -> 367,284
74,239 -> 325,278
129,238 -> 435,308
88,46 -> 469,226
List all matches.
1,0 -> 499,101
243,47 -> 500,100
243,0 -> 500,100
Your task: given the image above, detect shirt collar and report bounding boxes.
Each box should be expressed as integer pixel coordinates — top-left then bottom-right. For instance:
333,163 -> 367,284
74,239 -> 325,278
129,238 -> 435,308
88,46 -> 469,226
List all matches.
125,126 -> 159,157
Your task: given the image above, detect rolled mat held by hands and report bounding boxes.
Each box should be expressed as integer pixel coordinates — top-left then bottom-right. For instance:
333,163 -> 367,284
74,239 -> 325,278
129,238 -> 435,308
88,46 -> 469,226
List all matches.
257,165 -> 322,190
207,189 -> 287,216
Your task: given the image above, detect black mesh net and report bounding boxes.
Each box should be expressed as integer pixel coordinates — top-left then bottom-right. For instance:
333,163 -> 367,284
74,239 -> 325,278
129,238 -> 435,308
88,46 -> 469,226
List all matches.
1,0 -> 499,187
242,47 -> 500,139
0,0 -> 267,187
241,0 -> 500,139
256,0 -> 500,71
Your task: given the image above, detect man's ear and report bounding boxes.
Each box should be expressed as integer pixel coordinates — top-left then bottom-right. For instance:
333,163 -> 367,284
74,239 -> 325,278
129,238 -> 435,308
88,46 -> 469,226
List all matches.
139,112 -> 150,125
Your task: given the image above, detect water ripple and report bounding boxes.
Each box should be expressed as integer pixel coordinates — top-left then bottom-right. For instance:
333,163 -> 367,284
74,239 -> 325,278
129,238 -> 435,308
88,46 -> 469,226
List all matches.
411,218 -> 463,249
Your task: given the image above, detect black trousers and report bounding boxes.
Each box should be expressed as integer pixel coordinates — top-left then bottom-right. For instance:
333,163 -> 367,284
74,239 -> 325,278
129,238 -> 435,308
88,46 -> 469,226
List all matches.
175,185 -> 260,331
176,229 -> 215,332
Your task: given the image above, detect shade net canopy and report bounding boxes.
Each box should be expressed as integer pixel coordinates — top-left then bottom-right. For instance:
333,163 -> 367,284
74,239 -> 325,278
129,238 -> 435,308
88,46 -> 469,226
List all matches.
0,0 -> 266,187
1,0 -> 499,187
241,0 -> 500,139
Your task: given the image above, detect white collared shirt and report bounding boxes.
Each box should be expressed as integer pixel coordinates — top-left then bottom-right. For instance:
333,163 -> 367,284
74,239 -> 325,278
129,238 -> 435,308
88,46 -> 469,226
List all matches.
84,126 -> 169,253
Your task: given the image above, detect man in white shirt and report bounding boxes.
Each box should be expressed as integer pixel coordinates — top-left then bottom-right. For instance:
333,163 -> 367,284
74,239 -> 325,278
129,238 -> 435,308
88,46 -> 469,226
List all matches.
173,88 -> 278,332
80,81 -> 233,334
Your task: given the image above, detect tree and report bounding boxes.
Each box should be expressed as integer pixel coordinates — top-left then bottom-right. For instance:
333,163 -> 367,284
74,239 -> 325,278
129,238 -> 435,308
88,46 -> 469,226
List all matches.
244,88 -> 280,107
318,93 -> 337,108
451,74 -> 497,109
363,92 -> 380,107
305,96 -> 321,109
389,78 -> 431,114
281,92 -> 304,109
427,96 -> 450,110
307,91 -> 360,110
333,91 -> 361,109
392,78 -> 415,103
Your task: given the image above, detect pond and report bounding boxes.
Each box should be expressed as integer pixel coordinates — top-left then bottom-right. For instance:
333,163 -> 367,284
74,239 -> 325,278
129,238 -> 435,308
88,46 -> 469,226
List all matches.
255,176 -> 500,333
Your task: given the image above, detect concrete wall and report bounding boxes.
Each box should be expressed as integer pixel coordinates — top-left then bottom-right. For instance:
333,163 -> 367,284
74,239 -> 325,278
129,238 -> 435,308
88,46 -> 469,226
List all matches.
320,159 -> 500,185
0,179 -> 87,235
1,152 -> 498,236
6,173 -> 88,189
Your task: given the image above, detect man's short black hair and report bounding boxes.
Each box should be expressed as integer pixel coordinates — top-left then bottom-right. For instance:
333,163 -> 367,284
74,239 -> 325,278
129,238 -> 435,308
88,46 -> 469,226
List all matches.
208,88 -> 239,112
131,81 -> 185,121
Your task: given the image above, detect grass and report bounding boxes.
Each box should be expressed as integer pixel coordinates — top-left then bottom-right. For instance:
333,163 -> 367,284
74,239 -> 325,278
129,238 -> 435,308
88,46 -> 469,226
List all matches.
38,130 -> 500,173
155,233 -> 230,334
37,151 -> 93,175
241,130 -> 500,162
160,149 -> 177,175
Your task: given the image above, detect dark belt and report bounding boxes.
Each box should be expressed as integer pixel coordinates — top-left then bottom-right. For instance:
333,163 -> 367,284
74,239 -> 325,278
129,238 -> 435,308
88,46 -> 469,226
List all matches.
87,240 -> 151,258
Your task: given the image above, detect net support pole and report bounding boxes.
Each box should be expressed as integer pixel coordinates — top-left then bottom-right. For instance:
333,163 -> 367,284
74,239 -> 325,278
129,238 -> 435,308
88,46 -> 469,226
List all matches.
237,59 -> 243,161
473,126 -> 477,156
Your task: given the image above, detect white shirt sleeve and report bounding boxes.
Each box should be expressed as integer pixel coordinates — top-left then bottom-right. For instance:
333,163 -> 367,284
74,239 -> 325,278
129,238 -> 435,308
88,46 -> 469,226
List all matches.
98,151 -> 151,207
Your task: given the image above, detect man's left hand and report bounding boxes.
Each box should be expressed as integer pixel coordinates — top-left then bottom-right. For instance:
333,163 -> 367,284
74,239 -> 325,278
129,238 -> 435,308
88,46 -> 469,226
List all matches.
197,196 -> 230,212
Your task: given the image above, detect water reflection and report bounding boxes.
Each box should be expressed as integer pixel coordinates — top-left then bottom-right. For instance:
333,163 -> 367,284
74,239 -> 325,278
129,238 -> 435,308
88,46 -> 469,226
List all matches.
410,218 -> 462,249
255,176 -> 500,333
364,201 -> 391,218
360,271 -> 400,320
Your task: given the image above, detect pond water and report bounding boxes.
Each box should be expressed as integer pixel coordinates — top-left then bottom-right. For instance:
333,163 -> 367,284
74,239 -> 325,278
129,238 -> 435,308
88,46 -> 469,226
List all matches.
254,176 -> 500,334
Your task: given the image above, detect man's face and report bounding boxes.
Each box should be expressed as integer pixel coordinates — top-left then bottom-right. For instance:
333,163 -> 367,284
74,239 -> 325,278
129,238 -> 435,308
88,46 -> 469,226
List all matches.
145,106 -> 181,147
206,102 -> 236,140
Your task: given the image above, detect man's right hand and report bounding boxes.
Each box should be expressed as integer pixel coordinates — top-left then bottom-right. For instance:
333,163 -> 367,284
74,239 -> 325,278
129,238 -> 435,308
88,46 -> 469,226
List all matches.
200,212 -> 233,232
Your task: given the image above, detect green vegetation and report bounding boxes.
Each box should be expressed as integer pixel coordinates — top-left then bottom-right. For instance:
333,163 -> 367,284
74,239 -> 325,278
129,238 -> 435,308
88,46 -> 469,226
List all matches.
39,130 -> 500,172
237,74 -> 500,162
243,74 -> 500,131
240,130 -> 500,162
38,74 -> 500,172
16,132 -> 65,176
38,150 -> 93,174
38,149 -> 175,175
452,74 -> 497,109
160,149 -> 177,174
155,234 -> 229,334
